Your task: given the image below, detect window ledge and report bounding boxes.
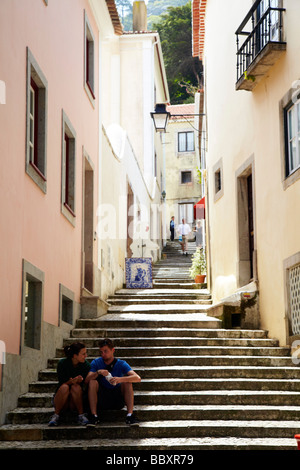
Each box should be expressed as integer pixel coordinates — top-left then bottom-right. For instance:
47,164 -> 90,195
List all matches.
61,203 -> 76,227
26,161 -> 47,193
283,166 -> 300,191
84,82 -> 95,108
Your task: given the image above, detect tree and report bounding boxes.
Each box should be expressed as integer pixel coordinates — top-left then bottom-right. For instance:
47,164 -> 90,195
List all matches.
115,0 -> 132,30
153,2 -> 202,104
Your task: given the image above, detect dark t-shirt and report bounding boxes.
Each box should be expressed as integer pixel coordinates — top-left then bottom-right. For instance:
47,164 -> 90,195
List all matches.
57,357 -> 91,388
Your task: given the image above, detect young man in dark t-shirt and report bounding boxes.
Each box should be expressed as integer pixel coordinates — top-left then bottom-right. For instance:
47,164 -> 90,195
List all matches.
85,338 -> 141,426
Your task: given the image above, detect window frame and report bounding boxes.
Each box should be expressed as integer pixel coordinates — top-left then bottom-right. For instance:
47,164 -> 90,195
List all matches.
84,11 -> 95,104
59,284 -> 75,326
21,260 -> 44,351
178,131 -> 195,153
286,99 -> 300,177
213,158 -> 224,202
61,110 -> 76,226
280,85 -> 300,189
26,48 -> 48,193
180,170 -> 193,185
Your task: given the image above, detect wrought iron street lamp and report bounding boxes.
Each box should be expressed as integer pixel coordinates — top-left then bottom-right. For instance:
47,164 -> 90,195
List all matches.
150,102 -> 206,248
150,103 -> 170,133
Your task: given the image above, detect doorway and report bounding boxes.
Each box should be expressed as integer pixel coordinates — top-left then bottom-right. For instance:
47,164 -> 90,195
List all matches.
237,163 -> 256,287
127,183 -> 134,258
83,157 -> 94,293
178,202 -> 194,226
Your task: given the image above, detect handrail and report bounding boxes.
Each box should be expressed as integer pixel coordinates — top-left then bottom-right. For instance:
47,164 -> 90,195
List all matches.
237,6 -> 285,38
236,0 -> 274,34
236,7 -> 285,54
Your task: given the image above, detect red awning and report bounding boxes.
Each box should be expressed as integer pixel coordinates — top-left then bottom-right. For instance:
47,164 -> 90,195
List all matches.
194,197 -> 205,219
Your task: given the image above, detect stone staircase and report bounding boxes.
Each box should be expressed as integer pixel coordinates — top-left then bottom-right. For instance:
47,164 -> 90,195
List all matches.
1,241 -> 300,450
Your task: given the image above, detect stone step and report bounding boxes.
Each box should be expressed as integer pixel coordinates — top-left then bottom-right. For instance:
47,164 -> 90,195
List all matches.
56,345 -> 291,358
108,294 -> 212,302
29,377 -> 300,393
17,390 -> 300,408
1,420 -> 300,443
153,270 -> 191,275
72,318 -> 222,332
6,404 -> 300,425
153,276 -> 193,280
152,273 -> 192,278
37,364 -> 300,383
0,436 -> 297,451
63,336 -> 280,347
113,288 -> 211,297
72,326 -> 269,339
71,328 -> 269,340
152,282 -> 207,289
107,298 -> 213,305
106,306 -> 212,315
47,355 -> 295,369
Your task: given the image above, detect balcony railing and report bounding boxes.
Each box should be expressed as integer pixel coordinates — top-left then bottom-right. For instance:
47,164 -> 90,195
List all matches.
236,0 -> 286,91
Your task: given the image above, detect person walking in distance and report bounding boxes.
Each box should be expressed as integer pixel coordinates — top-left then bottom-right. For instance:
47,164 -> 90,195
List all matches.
170,216 -> 175,241
86,338 -> 141,426
177,218 -> 191,255
194,219 -> 203,248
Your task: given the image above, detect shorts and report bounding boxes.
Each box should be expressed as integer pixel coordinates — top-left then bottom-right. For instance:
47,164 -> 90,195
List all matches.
97,382 -> 125,411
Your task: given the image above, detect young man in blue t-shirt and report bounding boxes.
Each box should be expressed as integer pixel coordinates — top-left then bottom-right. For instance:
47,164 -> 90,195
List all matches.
85,338 -> 141,426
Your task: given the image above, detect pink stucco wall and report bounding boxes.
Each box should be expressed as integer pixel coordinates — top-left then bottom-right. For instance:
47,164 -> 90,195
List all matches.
0,0 -> 99,354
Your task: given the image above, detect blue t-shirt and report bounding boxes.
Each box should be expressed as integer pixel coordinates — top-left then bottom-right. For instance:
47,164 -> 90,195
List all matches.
90,357 -> 132,389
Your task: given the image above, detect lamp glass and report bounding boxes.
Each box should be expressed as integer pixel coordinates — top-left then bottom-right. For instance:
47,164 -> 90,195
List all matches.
151,104 -> 170,132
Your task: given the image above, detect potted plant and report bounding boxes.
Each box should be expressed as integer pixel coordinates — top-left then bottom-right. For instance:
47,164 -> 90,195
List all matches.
189,248 -> 206,283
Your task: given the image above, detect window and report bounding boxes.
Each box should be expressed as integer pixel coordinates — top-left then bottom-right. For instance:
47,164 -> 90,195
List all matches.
22,260 -> 44,351
84,12 -> 95,102
178,131 -> 194,152
286,99 -> 300,177
215,169 -> 222,193
279,86 -> 300,189
61,111 -> 76,225
59,284 -> 74,325
213,159 -> 224,201
26,48 -> 48,193
259,0 -> 280,42
181,170 -> 192,184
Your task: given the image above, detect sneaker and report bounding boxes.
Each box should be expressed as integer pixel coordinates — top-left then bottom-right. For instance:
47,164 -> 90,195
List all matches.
48,413 -> 59,426
78,413 -> 90,426
87,415 -> 99,427
125,414 -> 139,426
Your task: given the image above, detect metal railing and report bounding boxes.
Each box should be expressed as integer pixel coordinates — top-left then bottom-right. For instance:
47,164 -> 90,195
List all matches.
235,0 -> 286,83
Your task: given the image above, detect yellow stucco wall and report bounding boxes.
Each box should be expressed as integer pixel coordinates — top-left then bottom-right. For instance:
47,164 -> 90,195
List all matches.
204,0 -> 300,345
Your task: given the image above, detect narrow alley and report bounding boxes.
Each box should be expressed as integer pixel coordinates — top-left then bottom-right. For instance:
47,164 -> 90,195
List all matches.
0,242 -> 299,451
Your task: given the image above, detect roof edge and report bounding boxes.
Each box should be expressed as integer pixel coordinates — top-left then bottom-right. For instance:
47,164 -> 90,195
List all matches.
105,0 -> 123,36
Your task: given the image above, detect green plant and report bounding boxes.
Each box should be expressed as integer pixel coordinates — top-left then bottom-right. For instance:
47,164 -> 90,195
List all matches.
196,167 -> 202,185
189,248 -> 206,279
244,71 -> 255,82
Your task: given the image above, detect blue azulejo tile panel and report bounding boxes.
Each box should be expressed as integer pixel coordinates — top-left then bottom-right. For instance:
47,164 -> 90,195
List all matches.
125,258 -> 153,289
